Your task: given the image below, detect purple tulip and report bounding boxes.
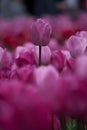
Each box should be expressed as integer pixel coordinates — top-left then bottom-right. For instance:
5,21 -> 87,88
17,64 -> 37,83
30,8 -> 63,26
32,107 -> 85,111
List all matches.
31,19 -> 52,46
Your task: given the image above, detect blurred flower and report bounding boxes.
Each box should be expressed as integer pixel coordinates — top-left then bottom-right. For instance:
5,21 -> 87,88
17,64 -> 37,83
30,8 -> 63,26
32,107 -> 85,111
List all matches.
9,65 -> 35,83
15,44 -> 35,67
56,75 -> 87,119
75,55 -> 87,78
0,47 -> 13,69
33,65 -> 59,112
66,57 -> 75,71
51,50 -> 65,72
76,31 -> 87,38
0,80 -> 53,130
48,38 -> 58,51
62,29 -> 74,39
66,35 -> 87,57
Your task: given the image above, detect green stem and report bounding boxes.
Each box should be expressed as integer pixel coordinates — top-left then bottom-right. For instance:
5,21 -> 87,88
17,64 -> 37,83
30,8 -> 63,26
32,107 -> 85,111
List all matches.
85,125 -> 87,130
39,45 -> 41,66
76,119 -> 85,130
60,116 -> 67,130
52,114 -> 54,130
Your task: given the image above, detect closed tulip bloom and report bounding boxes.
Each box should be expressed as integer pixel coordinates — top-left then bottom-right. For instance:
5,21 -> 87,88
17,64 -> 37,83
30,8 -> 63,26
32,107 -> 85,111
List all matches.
76,31 -> 87,38
34,65 -> 59,87
66,35 -> 87,58
15,45 -> 35,67
35,46 -> 51,65
9,65 -> 35,83
31,19 -> 52,46
75,55 -> 87,78
0,47 -> 13,69
51,50 -> 65,72
66,57 -> 76,71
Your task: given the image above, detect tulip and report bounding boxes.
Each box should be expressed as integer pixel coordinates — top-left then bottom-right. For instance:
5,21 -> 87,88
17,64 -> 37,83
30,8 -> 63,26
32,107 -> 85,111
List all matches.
35,46 -> 51,65
31,19 -> 52,65
33,65 -> 59,112
48,38 -> 58,51
66,35 -> 87,57
76,31 -> 87,38
75,55 -> 87,78
9,65 -> 35,83
15,45 -> 35,67
31,19 -> 52,46
66,57 -> 75,71
51,50 -> 65,72
0,47 -> 13,69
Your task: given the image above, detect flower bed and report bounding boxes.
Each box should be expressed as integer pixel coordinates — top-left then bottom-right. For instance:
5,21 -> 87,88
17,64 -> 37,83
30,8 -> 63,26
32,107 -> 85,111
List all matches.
0,13 -> 87,130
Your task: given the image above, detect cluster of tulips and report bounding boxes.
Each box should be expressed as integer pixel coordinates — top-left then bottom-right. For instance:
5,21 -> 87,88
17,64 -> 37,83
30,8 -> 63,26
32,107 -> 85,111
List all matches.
0,12 -> 87,49
1,13 -> 87,130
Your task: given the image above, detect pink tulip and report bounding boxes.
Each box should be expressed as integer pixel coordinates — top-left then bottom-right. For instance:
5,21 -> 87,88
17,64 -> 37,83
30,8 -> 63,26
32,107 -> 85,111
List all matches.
0,47 -> 13,69
76,31 -> 87,38
61,50 -> 71,61
33,65 -> 59,112
48,38 -> 58,51
66,57 -> 76,71
35,46 -> 51,65
75,55 -> 87,78
66,35 -> 87,57
15,45 -> 35,67
23,42 -> 36,51
51,50 -> 65,72
34,65 -> 59,86
9,65 -> 35,83
31,19 -> 52,46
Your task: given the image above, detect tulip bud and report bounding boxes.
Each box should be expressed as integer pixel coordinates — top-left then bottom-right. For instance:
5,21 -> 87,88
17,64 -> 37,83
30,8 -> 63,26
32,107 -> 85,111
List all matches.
35,46 -> 51,65
31,19 -> 52,46
51,51 -> 65,72
75,55 -> 87,78
66,35 -> 87,57
76,31 -> 87,38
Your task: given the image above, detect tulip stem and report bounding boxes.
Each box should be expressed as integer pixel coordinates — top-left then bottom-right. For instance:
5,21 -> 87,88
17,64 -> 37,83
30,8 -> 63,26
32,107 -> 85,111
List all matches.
39,45 -> 42,66
52,114 -> 54,130
76,119 -> 85,130
85,125 -> 87,130
60,116 -> 67,130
